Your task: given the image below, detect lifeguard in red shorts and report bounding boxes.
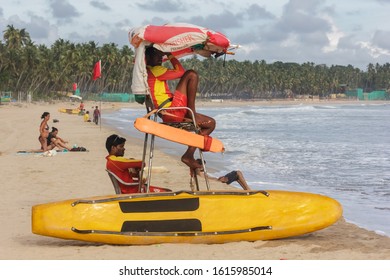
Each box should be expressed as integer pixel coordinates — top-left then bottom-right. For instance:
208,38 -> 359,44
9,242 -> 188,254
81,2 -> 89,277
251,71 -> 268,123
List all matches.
145,46 -> 215,169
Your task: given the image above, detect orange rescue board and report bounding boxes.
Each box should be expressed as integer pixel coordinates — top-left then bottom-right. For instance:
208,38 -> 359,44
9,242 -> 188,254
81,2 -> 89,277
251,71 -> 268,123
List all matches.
134,118 -> 225,153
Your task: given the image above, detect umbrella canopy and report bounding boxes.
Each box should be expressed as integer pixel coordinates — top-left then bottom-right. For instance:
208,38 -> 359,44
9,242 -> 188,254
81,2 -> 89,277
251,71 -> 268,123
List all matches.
69,95 -> 82,100
129,23 -> 232,58
129,23 -> 235,95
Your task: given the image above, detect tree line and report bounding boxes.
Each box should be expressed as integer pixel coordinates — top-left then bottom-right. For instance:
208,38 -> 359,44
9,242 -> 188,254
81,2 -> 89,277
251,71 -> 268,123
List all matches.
1,25 -> 389,100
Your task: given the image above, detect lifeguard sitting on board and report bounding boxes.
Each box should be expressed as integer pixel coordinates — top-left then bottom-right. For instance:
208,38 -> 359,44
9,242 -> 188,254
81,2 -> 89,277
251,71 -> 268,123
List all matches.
145,46 -> 215,170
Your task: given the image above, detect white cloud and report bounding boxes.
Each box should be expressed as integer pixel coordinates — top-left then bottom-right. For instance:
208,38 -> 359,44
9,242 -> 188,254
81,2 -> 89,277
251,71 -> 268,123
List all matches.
0,0 -> 389,69
322,14 -> 345,53
358,41 -> 390,58
280,33 -> 300,48
237,43 -> 260,55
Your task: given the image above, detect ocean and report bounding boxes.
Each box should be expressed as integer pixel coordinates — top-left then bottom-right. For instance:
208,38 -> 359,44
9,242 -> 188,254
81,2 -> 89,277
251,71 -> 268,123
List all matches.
102,102 -> 390,237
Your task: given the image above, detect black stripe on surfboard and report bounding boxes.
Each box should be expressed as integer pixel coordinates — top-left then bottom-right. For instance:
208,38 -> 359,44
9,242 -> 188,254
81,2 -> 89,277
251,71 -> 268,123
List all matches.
121,219 -> 202,232
71,225 -> 272,236
119,198 -> 199,213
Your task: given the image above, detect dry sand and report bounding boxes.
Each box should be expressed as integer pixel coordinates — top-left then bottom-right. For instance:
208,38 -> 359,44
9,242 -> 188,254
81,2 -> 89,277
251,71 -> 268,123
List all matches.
0,99 -> 389,260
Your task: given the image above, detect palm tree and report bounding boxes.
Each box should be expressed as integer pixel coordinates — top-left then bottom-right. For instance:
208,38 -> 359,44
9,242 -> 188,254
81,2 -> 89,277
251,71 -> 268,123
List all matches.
3,25 -> 31,49
2,26 -> 390,101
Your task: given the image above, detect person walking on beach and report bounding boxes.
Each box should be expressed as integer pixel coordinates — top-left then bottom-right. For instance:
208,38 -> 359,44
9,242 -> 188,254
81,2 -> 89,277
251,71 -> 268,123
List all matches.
39,112 -> 50,151
145,46 -> 215,169
93,106 -> 100,125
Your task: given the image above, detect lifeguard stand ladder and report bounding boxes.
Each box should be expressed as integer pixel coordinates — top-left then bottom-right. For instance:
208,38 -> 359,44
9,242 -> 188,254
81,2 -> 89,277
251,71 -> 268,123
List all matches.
139,95 -> 210,192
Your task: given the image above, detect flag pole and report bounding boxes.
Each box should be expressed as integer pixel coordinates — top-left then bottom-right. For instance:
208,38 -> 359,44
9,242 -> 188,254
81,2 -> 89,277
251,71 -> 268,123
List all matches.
92,60 -> 102,131
100,93 -> 102,131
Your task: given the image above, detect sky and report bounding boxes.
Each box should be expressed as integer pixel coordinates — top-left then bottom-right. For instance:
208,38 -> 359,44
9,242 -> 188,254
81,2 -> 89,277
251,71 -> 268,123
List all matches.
1,0 -> 390,69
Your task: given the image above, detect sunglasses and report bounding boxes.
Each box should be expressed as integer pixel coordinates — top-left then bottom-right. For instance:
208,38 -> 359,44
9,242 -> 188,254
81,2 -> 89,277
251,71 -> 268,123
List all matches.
112,135 -> 125,146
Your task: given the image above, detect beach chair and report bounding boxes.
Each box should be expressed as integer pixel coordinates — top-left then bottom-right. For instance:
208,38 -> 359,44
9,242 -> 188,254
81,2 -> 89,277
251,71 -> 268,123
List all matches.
106,169 -> 172,194
139,94 -> 210,192
105,169 -> 140,194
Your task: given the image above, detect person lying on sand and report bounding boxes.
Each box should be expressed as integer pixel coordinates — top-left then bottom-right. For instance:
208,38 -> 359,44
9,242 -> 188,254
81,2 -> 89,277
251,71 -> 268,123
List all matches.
192,159 -> 251,190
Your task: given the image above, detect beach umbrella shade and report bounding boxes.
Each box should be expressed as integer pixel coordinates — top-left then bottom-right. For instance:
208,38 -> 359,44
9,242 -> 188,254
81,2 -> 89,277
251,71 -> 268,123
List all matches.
129,23 -> 235,94
129,23 -> 233,58
69,95 -> 82,101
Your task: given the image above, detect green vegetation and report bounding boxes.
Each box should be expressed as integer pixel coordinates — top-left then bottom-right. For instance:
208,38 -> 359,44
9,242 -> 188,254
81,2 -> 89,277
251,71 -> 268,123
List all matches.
1,25 -> 389,100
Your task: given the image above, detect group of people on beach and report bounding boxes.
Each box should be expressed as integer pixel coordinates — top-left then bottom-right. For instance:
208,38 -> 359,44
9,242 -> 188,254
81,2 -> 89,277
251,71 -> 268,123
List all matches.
37,46 -> 250,193
104,46 -> 251,193
37,103 -> 100,152
79,102 -> 100,125
39,112 -> 71,151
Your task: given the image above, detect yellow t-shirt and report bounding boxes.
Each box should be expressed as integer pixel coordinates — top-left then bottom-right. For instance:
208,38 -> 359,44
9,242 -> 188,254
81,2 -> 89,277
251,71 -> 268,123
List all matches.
83,113 -> 90,122
146,56 -> 185,108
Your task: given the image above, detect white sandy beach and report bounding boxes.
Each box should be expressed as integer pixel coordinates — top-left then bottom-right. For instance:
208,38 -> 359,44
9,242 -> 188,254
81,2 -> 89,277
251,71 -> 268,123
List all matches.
0,99 -> 389,260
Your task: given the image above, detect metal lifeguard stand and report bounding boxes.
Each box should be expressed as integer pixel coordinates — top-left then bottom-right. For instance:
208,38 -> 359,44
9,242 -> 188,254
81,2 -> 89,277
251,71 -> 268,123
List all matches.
139,95 -> 211,192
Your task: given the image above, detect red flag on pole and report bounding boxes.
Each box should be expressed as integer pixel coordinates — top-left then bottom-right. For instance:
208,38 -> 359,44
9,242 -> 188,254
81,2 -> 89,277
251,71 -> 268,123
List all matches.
92,60 -> 101,80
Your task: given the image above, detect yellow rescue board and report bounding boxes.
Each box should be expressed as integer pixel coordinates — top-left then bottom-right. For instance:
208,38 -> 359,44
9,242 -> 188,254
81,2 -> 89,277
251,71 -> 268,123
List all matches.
32,190 -> 342,245
58,108 -> 81,114
134,117 -> 225,153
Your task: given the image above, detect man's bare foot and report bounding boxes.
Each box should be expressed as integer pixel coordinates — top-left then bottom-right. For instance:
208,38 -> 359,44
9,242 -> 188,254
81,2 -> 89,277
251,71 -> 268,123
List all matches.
181,156 -> 202,169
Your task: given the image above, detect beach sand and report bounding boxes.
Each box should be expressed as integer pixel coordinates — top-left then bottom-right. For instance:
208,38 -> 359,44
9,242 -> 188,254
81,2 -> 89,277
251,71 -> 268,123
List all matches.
0,99 -> 389,260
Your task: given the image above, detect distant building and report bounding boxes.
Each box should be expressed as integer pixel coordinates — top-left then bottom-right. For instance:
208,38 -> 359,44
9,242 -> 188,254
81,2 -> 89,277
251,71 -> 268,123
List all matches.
346,88 -> 388,100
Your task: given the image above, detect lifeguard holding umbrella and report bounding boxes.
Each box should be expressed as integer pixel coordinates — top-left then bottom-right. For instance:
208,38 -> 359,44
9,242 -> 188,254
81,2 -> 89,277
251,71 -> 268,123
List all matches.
129,22 -> 236,96
129,23 -> 237,170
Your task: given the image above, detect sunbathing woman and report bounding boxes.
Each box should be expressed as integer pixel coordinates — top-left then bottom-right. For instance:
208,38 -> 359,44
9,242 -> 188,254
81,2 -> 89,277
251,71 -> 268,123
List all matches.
39,112 -> 50,151
47,127 -> 72,150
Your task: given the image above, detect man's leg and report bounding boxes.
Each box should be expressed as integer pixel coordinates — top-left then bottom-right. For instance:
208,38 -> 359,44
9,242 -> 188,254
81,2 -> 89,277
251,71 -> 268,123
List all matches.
195,113 -> 215,135
175,70 -> 216,131
175,70 -> 216,168
180,112 -> 215,168
181,146 -> 202,169
236,171 -> 251,190
175,70 -> 198,114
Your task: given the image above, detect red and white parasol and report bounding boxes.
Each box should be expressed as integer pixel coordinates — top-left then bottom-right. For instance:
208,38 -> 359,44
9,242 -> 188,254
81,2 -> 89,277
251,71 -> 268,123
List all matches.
129,23 -> 236,94
129,23 -> 233,58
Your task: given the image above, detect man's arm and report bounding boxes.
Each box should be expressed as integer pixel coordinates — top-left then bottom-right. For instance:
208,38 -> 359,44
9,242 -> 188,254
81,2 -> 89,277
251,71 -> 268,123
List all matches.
156,54 -> 186,81
110,157 -> 142,170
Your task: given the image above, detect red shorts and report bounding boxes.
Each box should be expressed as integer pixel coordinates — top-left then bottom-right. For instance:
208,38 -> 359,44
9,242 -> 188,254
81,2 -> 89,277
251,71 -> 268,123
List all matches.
162,90 -> 188,122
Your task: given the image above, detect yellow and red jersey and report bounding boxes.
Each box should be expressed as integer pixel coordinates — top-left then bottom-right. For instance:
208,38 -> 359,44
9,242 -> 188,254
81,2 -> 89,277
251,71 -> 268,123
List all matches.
147,56 -> 185,108
105,155 -> 143,193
